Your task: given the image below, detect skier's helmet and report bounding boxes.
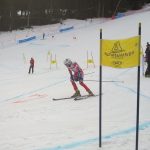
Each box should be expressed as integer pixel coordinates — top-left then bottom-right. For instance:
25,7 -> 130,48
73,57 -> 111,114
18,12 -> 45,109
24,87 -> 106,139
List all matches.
64,58 -> 72,67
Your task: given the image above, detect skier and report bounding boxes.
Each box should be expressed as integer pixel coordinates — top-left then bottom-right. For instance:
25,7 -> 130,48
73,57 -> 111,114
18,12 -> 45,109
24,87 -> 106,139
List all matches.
64,58 -> 94,97
28,57 -> 34,74
145,42 -> 150,77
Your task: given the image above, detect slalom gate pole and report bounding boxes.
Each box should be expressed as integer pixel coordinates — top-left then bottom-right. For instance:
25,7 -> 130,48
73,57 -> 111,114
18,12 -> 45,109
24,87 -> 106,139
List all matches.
135,22 -> 141,150
99,29 -> 102,147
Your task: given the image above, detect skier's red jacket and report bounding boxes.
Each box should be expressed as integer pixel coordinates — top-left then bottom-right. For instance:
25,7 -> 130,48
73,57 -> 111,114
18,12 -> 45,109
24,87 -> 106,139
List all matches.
67,62 -> 83,81
30,58 -> 34,67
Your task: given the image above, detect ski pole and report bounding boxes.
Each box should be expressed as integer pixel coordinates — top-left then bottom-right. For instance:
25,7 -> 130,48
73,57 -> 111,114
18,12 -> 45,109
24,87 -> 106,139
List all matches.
84,72 -> 95,75
84,79 -> 124,83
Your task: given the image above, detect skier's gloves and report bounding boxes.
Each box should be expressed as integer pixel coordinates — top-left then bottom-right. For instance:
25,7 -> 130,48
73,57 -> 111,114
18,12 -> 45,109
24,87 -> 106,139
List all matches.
73,75 -> 79,81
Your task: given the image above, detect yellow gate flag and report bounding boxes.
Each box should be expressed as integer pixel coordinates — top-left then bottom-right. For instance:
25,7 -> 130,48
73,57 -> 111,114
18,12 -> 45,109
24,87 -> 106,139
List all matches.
101,36 -> 140,68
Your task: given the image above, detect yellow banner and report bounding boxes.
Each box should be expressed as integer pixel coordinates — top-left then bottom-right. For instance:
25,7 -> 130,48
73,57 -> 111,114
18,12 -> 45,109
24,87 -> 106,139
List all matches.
101,36 -> 140,68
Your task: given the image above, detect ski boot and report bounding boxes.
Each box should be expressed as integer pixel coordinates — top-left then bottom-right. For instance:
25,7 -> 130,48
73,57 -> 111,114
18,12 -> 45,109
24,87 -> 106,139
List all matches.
71,90 -> 81,98
87,90 -> 94,96
145,74 -> 150,77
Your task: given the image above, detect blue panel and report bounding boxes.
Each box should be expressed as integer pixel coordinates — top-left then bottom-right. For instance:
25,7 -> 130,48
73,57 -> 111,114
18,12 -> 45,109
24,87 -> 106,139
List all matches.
18,36 -> 36,44
59,26 -> 74,32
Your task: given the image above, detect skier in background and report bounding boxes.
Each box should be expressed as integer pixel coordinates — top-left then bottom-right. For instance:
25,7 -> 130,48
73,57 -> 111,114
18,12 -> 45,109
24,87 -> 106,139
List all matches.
64,58 -> 94,97
145,42 -> 150,77
28,57 -> 34,74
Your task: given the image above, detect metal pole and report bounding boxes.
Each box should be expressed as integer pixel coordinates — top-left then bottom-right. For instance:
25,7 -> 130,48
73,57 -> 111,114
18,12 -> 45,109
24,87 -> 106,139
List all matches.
99,29 -> 102,147
135,22 -> 141,150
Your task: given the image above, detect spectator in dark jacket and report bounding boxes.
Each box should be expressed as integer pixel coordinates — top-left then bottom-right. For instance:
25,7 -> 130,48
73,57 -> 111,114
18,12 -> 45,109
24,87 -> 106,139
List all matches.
145,42 -> 150,76
28,57 -> 34,74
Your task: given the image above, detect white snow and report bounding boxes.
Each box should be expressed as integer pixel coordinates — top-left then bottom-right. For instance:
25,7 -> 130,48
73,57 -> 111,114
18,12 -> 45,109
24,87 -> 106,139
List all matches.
0,4 -> 150,150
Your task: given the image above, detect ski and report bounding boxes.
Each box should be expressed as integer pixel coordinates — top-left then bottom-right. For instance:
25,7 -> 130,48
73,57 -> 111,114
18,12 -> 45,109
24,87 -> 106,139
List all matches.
74,94 -> 99,101
52,95 -> 89,101
52,97 -> 74,101
53,94 -> 99,101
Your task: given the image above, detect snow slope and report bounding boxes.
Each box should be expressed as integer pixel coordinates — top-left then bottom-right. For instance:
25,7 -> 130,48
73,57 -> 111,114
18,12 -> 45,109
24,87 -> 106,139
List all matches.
0,5 -> 150,150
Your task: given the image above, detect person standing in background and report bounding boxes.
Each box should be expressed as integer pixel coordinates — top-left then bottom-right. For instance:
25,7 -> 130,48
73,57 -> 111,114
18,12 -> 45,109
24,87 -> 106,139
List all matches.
145,42 -> 150,77
43,33 -> 45,40
28,57 -> 34,74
